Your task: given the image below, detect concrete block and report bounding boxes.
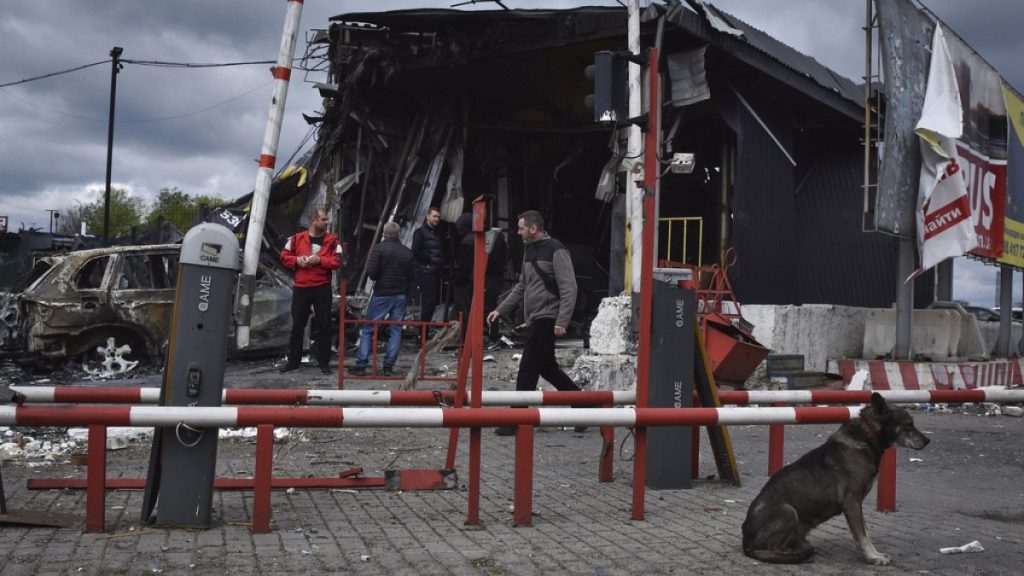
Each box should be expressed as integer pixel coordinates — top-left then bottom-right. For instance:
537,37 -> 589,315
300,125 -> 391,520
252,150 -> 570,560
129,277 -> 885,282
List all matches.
863,309 -> 966,361
568,354 -> 636,391
589,295 -> 634,355
744,304 -> 867,371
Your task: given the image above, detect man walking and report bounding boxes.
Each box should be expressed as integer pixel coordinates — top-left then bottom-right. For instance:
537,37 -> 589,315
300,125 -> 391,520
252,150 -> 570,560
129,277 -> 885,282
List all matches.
412,207 -> 444,325
353,221 -> 414,376
279,208 -> 341,375
487,210 -> 583,436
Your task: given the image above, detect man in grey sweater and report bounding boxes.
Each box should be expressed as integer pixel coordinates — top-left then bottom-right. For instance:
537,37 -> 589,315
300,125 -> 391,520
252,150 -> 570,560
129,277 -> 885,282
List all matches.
487,210 -> 583,436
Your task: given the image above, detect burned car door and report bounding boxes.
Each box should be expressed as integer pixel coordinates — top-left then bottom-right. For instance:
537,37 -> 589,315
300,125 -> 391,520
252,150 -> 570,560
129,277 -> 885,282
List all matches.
107,250 -> 179,358
22,254 -> 118,359
239,262 -> 292,352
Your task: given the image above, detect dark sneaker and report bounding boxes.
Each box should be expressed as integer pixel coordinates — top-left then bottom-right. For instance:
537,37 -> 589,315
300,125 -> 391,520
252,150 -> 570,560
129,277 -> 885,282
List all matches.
380,366 -> 395,376
494,426 -> 516,437
279,363 -> 301,374
349,366 -> 367,376
319,364 -> 332,375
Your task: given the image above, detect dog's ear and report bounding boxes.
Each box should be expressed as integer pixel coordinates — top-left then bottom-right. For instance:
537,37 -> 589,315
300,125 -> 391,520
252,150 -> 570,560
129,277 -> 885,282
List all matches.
870,392 -> 889,416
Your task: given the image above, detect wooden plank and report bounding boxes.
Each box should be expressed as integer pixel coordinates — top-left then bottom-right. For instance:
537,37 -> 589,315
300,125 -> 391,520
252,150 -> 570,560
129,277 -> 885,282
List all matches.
693,323 -> 740,486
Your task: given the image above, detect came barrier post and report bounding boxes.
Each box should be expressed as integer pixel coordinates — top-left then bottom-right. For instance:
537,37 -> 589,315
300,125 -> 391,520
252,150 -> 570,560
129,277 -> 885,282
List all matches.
144,223 -> 239,528
647,271 -> 695,489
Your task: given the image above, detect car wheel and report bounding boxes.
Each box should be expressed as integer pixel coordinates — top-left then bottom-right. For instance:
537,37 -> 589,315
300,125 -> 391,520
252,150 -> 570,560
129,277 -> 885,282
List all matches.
80,332 -> 145,377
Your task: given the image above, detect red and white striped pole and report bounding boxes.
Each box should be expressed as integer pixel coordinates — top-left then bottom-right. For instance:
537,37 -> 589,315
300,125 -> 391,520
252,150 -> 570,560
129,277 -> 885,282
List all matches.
14,386 -> 1024,407
237,0 -> 305,349
0,405 -> 866,429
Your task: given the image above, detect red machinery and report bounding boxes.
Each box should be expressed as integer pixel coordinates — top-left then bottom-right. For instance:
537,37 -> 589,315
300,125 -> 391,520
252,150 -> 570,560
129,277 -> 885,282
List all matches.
661,248 -> 769,387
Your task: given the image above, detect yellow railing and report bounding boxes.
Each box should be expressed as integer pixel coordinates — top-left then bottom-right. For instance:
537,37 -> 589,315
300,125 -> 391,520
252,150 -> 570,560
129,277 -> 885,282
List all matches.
659,216 -> 703,267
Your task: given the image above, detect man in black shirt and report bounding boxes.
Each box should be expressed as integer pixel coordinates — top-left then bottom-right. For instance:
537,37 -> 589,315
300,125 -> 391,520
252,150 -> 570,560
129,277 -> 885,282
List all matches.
412,207 -> 444,325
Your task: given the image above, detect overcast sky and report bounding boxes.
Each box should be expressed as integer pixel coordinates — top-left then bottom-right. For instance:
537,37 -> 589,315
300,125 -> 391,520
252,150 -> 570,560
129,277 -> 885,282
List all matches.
1,0 -> 1020,306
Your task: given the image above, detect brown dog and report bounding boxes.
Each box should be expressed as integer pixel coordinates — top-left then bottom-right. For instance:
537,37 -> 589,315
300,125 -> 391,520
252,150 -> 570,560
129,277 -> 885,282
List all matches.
742,393 -> 930,565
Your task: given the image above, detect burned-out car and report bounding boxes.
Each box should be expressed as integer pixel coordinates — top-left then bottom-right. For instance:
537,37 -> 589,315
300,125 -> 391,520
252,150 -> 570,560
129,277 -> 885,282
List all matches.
0,244 -> 292,371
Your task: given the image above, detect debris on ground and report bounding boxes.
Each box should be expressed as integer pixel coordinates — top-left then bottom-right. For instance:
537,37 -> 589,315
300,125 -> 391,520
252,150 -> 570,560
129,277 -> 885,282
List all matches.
939,540 -> 984,554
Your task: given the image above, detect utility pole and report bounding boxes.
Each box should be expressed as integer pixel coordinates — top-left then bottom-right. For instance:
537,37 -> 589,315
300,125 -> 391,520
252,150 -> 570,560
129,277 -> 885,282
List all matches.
104,46 -> 123,247
46,210 -> 59,234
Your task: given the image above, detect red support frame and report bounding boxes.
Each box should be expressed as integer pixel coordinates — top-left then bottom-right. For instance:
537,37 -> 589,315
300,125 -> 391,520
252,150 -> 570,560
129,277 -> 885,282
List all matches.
252,424 -> 274,533
513,425 -> 534,526
768,402 -> 785,475
632,45 -> 660,522
877,448 -> 897,512
86,425 -> 107,533
599,402 -> 614,482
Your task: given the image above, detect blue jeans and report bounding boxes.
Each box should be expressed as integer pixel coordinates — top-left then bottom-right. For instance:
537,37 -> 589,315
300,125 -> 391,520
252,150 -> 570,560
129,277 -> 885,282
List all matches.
356,294 -> 406,369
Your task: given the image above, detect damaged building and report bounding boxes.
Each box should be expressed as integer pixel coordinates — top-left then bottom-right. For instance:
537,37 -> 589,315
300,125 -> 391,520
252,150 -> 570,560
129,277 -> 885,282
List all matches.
301,0 -> 935,314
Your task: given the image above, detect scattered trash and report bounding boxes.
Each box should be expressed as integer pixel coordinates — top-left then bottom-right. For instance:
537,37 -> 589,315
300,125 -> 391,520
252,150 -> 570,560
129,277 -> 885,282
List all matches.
939,540 -> 984,554
360,555 -> 371,562
483,355 -> 496,362
286,487 -> 296,495
500,336 -> 514,348
909,457 -> 923,462
1002,406 -> 1023,417
330,489 -> 359,494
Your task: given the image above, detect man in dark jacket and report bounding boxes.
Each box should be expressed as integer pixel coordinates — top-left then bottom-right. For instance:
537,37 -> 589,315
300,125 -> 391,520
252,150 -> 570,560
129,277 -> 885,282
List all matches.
453,212 -> 507,344
487,210 -> 583,436
279,208 -> 341,374
353,221 -> 414,376
411,207 -> 444,324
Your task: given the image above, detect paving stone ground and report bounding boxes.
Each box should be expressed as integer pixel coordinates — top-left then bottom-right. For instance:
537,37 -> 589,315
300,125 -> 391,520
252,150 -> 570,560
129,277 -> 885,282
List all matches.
1,361 -> 1022,575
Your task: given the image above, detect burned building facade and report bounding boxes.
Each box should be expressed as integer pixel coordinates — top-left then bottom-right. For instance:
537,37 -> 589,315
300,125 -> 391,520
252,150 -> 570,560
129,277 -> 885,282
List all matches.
307,1 -> 934,310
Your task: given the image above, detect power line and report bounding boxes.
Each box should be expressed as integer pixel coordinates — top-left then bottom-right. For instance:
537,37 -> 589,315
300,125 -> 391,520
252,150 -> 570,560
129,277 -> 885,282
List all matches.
0,79 -> 274,123
0,58 -> 301,88
120,80 -> 273,123
122,59 -> 275,68
0,60 -> 110,88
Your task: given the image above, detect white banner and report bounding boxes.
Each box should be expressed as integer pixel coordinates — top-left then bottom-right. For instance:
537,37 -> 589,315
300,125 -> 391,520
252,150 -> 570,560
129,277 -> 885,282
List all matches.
909,26 -> 977,281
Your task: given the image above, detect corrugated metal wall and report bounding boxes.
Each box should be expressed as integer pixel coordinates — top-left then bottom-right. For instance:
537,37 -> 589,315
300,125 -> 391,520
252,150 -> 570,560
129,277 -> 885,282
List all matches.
717,88 -> 934,306
717,87 -> 799,304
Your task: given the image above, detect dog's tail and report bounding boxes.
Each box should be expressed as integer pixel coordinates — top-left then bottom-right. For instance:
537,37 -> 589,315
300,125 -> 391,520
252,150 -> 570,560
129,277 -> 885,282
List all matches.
743,546 -> 815,564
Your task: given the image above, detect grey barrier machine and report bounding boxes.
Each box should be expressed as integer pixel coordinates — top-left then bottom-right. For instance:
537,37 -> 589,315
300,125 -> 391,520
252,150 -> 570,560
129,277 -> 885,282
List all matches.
143,223 -> 240,527
646,268 -> 696,489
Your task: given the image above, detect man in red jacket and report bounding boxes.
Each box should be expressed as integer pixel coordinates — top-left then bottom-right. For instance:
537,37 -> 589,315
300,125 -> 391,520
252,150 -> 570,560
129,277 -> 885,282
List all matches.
279,208 -> 341,374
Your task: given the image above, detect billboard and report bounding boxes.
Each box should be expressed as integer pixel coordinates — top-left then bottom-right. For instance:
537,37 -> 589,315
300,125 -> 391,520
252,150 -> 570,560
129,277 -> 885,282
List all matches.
999,86 -> 1024,267
942,31 -> 1007,260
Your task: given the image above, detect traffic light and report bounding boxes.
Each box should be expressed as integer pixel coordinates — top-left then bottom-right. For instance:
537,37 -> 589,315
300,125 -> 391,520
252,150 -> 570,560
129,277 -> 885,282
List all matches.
584,51 -> 627,125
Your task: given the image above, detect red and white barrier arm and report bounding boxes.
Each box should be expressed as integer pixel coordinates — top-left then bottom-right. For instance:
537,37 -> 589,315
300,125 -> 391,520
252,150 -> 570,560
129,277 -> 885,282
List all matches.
720,389 -> 1024,405
0,405 -> 864,428
10,387 -> 636,407
13,386 -> 1024,406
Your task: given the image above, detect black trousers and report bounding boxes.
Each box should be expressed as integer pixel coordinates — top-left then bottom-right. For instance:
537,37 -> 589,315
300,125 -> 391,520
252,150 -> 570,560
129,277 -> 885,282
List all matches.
288,283 -> 332,367
454,277 -> 502,343
515,317 -> 580,392
418,271 -> 441,323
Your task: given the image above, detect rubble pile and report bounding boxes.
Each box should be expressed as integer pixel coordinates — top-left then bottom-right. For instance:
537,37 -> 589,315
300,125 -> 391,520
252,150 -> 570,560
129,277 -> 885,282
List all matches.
569,295 -> 637,391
